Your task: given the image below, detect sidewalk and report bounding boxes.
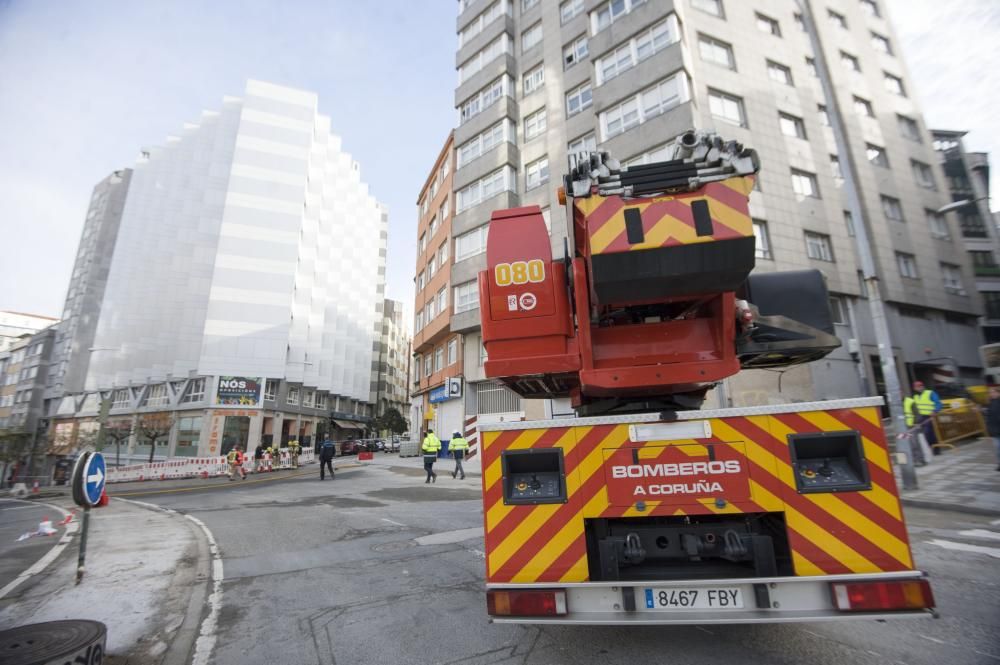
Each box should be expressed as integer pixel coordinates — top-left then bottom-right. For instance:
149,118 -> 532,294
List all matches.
0,498 -> 209,664
897,436 -> 1000,516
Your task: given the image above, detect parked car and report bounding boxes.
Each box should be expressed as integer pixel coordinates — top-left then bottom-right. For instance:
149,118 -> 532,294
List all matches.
339,439 -> 362,456
385,438 -> 400,453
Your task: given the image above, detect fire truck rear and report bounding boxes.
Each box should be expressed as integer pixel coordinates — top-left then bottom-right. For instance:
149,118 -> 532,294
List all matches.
475,132 -> 935,624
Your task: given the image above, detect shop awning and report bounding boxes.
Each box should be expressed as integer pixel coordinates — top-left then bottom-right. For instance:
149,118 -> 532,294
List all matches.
333,419 -> 363,429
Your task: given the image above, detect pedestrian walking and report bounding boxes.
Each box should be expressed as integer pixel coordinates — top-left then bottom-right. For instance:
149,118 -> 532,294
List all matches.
422,428 -> 441,483
449,430 -> 469,479
986,387 -> 1000,472
319,437 -> 336,480
289,439 -> 301,469
903,392 -> 928,466
911,380 -> 944,455
227,446 -> 247,481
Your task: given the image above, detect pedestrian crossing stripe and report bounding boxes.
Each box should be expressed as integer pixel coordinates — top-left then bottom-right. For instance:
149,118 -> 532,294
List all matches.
481,405 -> 917,584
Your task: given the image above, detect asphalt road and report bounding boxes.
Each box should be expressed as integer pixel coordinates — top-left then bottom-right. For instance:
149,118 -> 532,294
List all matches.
139,457 -> 1000,665
0,498 -> 62,594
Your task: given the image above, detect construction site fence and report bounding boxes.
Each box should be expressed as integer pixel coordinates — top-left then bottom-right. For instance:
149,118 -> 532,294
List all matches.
106,448 -> 315,483
932,402 -> 987,447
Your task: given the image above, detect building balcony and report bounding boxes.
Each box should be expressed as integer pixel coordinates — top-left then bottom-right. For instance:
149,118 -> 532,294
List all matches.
452,141 -> 519,192
587,1 -> 674,60
974,265 -> 1000,277
600,101 -> 696,164
451,307 -> 482,334
592,43 -> 686,116
455,53 -> 516,110
456,15 -> 514,67
456,96 -> 518,147
452,190 -> 519,237
451,252 -> 488,288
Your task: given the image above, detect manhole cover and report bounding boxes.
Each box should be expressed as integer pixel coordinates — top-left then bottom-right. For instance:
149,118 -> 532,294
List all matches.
372,540 -> 417,553
0,620 -> 106,665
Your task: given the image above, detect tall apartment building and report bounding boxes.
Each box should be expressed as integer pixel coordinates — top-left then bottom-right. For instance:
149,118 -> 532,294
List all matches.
0,311 -> 59,353
48,169 -> 133,399
373,298 -> 412,429
412,133 -> 470,436
444,0 -> 981,419
931,130 -> 1000,344
0,326 -> 58,483
51,80 -> 387,462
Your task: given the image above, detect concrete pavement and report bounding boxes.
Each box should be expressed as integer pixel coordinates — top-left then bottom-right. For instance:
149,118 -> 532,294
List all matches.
898,437 -> 1000,516
0,497 -> 209,664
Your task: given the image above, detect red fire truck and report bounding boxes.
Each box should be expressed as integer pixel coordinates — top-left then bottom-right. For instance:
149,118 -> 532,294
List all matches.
475,132 -> 935,624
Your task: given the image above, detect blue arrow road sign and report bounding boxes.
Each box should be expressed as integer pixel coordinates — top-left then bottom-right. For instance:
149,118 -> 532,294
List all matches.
83,452 -> 106,506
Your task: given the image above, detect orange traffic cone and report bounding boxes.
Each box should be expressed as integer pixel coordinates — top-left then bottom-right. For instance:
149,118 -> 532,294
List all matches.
97,489 -> 109,507
31,480 -> 39,495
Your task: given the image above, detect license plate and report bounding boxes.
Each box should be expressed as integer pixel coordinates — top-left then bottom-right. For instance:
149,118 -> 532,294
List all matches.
643,587 -> 744,610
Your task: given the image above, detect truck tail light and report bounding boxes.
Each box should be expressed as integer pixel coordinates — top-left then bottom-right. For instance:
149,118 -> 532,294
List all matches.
830,579 -> 934,612
487,589 -> 568,617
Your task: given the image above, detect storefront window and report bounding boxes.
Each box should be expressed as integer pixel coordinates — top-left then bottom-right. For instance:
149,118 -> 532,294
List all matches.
176,416 -> 202,456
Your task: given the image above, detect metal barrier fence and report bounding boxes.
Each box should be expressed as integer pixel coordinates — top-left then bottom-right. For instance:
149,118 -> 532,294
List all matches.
106,448 -> 315,483
932,402 -> 986,448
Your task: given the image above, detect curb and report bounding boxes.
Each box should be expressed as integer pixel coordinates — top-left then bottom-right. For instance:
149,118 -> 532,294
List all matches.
0,499 -> 79,601
901,497 -> 1000,518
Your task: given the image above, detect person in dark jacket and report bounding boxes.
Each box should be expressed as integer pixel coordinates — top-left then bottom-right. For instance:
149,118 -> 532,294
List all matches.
986,387 -> 1000,471
319,438 -> 336,480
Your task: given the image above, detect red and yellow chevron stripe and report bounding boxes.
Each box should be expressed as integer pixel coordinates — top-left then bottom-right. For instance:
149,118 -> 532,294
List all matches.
481,406 -> 914,585
574,176 -> 755,256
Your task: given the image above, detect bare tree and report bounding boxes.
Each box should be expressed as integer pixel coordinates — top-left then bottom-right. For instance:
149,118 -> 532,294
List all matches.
103,420 -> 134,466
137,413 -> 175,464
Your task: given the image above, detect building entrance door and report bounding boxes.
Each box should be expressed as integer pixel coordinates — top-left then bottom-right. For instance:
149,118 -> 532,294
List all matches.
221,416 -> 251,455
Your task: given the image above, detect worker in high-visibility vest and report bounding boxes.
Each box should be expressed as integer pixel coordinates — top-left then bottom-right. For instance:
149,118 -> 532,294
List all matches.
422,429 -> 441,484
449,431 -> 469,480
227,446 -> 247,481
911,380 -> 943,455
288,439 -> 301,468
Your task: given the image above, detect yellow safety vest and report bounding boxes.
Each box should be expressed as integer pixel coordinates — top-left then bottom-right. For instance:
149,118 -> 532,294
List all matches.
914,390 -> 937,416
903,397 -> 916,427
449,436 -> 469,451
422,433 -> 441,453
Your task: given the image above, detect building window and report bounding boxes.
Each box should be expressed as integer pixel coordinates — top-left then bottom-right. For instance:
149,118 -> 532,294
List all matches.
830,154 -> 843,180
691,0 -> 723,18
565,82 -> 592,116
794,12 -> 806,31
752,219 -> 772,260
456,166 -> 516,212
455,224 -> 489,261
984,293 -> 1000,320
911,160 -> 936,189
560,0 -> 584,23
264,379 -> 278,401
708,89 -> 746,126
525,156 -> 550,190
866,143 -> 889,167
599,72 -> 689,140
563,34 -> 588,69
457,119 -> 515,169
595,16 -> 680,85
459,34 -> 512,85
435,347 -> 445,372
144,384 -> 169,407
871,32 -> 892,55
853,96 -> 875,117
817,104 -> 830,126
316,393 -> 327,410
437,287 -> 447,315
454,280 -> 480,314
459,75 -> 512,124
897,114 -> 921,143
623,143 -> 672,168
524,107 -> 547,140
926,209 -> 950,239
805,56 -> 817,77
438,242 -> 448,267
829,296 -> 848,325
961,212 -> 988,238
884,73 -> 906,96
567,133 -> 597,166
458,1 -> 511,49
805,232 -> 834,262
303,390 -> 315,408
522,0 -> 539,10
844,210 -> 856,236
428,253 -> 437,278
522,22 -> 542,52
424,355 -> 433,377
766,60 -> 793,85
523,64 -> 544,96
896,252 -> 919,279
840,51 -> 861,73
591,0 -> 647,34
176,416 -> 202,457
861,0 -> 880,17
413,355 -> 421,383
791,169 -> 820,198
779,112 -> 806,139
971,251 -> 999,276
448,338 -> 459,365
881,195 -> 905,222
441,195 -> 450,219
828,9 -> 848,29
698,34 -> 735,69
941,263 -> 964,294
755,12 -> 780,36
417,271 -> 425,291
287,386 -> 300,405
181,378 -> 206,403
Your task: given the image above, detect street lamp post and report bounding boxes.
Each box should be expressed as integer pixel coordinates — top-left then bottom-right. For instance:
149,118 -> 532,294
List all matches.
798,0 -> 917,489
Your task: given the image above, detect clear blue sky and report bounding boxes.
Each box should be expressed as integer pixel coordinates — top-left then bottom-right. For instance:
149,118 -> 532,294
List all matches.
0,0 -> 997,322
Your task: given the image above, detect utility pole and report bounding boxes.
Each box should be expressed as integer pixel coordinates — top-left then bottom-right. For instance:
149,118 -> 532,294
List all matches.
798,0 -> 917,489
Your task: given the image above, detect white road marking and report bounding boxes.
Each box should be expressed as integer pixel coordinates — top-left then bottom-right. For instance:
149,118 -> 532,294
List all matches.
959,529 -> 1000,541
919,635 -> 947,645
0,499 -> 78,601
381,518 -> 406,527
927,539 -> 1000,559
120,498 -> 221,665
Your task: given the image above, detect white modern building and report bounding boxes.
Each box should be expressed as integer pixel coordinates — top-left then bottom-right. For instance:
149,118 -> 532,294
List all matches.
52,80 -> 387,461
